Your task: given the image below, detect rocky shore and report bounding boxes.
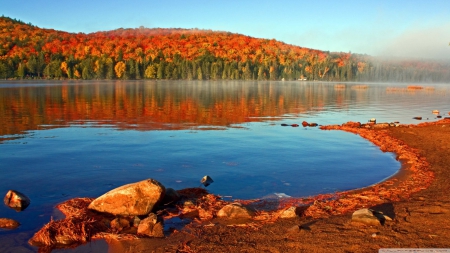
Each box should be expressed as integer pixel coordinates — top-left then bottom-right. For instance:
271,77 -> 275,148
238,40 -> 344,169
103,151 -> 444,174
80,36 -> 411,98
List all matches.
3,118 -> 450,252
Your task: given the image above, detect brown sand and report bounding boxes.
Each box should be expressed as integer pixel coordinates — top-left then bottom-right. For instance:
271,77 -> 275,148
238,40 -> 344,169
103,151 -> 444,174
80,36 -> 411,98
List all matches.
99,119 -> 450,253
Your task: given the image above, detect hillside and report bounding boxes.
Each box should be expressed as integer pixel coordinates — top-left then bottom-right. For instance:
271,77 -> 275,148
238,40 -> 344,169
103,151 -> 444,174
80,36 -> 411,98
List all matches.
0,16 -> 449,82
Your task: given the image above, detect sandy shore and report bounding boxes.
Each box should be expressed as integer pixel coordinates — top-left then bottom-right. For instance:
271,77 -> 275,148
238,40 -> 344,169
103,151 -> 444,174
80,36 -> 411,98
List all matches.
88,118 -> 448,253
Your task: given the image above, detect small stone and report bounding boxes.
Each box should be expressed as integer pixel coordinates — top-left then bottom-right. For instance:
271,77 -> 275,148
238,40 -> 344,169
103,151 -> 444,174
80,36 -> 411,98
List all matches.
0,218 -> 20,229
132,216 -> 141,227
217,203 -> 255,219
137,213 -> 164,238
291,124 -> 299,127
308,123 -> 318,127
201,175 -> 214,187
413,117 -> 422,120
351,208 -> 381,226
4,190 -> 31,211
180,208 -> 200,220
110,218 -> 130,232
342,121 -> 361,128
302,121 -> 309,127
279,206 -> 299,219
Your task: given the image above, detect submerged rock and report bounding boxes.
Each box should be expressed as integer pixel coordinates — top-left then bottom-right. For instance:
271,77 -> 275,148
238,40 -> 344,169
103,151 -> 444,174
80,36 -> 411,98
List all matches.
4,190 -> 30,211
217,202 -> 255,219
0,218 -> 20,229
302,121 -> 309,127
88,178 -> 165,216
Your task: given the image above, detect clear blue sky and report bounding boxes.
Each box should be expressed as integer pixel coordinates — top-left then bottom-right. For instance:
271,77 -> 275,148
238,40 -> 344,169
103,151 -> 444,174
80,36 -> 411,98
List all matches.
2,0 -> 450,60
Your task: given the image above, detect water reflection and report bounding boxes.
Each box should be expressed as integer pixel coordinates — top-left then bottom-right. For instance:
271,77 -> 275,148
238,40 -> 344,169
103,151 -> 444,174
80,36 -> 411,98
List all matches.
0,80 -> 351,136
1,80 -> 449,140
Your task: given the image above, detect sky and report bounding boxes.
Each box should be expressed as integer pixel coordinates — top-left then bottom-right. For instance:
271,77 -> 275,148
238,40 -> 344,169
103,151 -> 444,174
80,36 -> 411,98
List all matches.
2,0 -> 450,60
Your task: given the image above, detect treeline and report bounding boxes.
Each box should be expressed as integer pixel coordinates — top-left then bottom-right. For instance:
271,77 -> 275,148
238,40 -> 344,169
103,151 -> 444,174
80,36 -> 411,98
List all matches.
1,16 -> 449,82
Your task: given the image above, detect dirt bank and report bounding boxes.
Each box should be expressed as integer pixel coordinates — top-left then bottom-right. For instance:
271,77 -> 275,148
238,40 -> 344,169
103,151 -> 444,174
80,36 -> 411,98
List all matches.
92,119 -> 448,253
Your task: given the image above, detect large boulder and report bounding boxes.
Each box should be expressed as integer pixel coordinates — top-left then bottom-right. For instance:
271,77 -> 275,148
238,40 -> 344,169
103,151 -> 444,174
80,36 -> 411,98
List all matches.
4,190 -> 30,211
88,179 -> 165,216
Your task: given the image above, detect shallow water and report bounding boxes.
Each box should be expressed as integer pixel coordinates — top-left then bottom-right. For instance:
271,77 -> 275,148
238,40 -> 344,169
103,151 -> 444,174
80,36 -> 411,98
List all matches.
0,80 -> 449,252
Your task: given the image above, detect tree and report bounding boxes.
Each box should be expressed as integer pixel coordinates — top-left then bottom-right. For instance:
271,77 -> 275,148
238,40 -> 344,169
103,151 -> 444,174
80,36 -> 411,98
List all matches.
144,64 -> 156,79
105,58 -> 114,79
27,56 -> 37,77
114,61 -> 126,79
17,63 -> 25,79
36,52 -> 45,78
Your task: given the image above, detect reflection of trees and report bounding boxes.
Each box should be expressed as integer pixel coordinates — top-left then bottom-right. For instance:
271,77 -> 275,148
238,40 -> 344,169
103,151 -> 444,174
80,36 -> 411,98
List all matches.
0,81 -> 366,136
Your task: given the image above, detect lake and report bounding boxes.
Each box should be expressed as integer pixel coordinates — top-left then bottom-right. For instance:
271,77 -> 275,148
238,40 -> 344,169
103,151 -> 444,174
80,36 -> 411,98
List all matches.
0,80 -> 449,252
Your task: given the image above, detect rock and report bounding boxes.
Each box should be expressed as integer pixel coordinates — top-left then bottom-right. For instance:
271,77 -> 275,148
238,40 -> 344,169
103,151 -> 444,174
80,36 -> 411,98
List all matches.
4,190 -> 31,211
291,124 -> 299,127
161,188 -> 180,205
369,118 -> 376,123
351,208 -> 381,226
437,115 -> 442,118
88,178 -> 165,216
308,123 -> 318,127
137,213 -> 164,238
302,121 -> 309,127
217,202 -> 255,219
281,123 -> 289,126
279,206 -> 299,219
132,216 -> 141,227
372,123 -> 390,129
432,110 -> 439,114
201,175 -> 214,187
180,208 -> 200,219
413,117 -> 422,120
110,218 -> 130,232
342,121 -> 361,128
0,218 -> 20,229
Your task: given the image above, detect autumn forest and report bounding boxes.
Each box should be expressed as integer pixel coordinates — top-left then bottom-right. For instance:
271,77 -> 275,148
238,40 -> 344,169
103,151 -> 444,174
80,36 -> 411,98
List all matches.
1,16 -> 449,82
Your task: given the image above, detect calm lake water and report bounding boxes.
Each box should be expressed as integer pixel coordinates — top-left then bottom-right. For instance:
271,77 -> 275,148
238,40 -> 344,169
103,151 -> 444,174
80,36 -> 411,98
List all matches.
0,80 -> 449,252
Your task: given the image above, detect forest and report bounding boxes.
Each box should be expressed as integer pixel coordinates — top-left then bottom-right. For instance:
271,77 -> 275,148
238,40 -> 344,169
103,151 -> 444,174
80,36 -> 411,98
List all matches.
1,16 -> 449,82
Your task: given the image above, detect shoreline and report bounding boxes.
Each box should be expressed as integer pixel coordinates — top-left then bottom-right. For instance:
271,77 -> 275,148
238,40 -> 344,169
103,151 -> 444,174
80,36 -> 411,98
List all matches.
6,118 -> 450,252
103,118 -> 450,252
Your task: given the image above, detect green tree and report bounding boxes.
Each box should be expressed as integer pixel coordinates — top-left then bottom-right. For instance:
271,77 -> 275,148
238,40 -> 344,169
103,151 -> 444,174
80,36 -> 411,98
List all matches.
27,56 -> 37,77
17,63 -> 25,79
